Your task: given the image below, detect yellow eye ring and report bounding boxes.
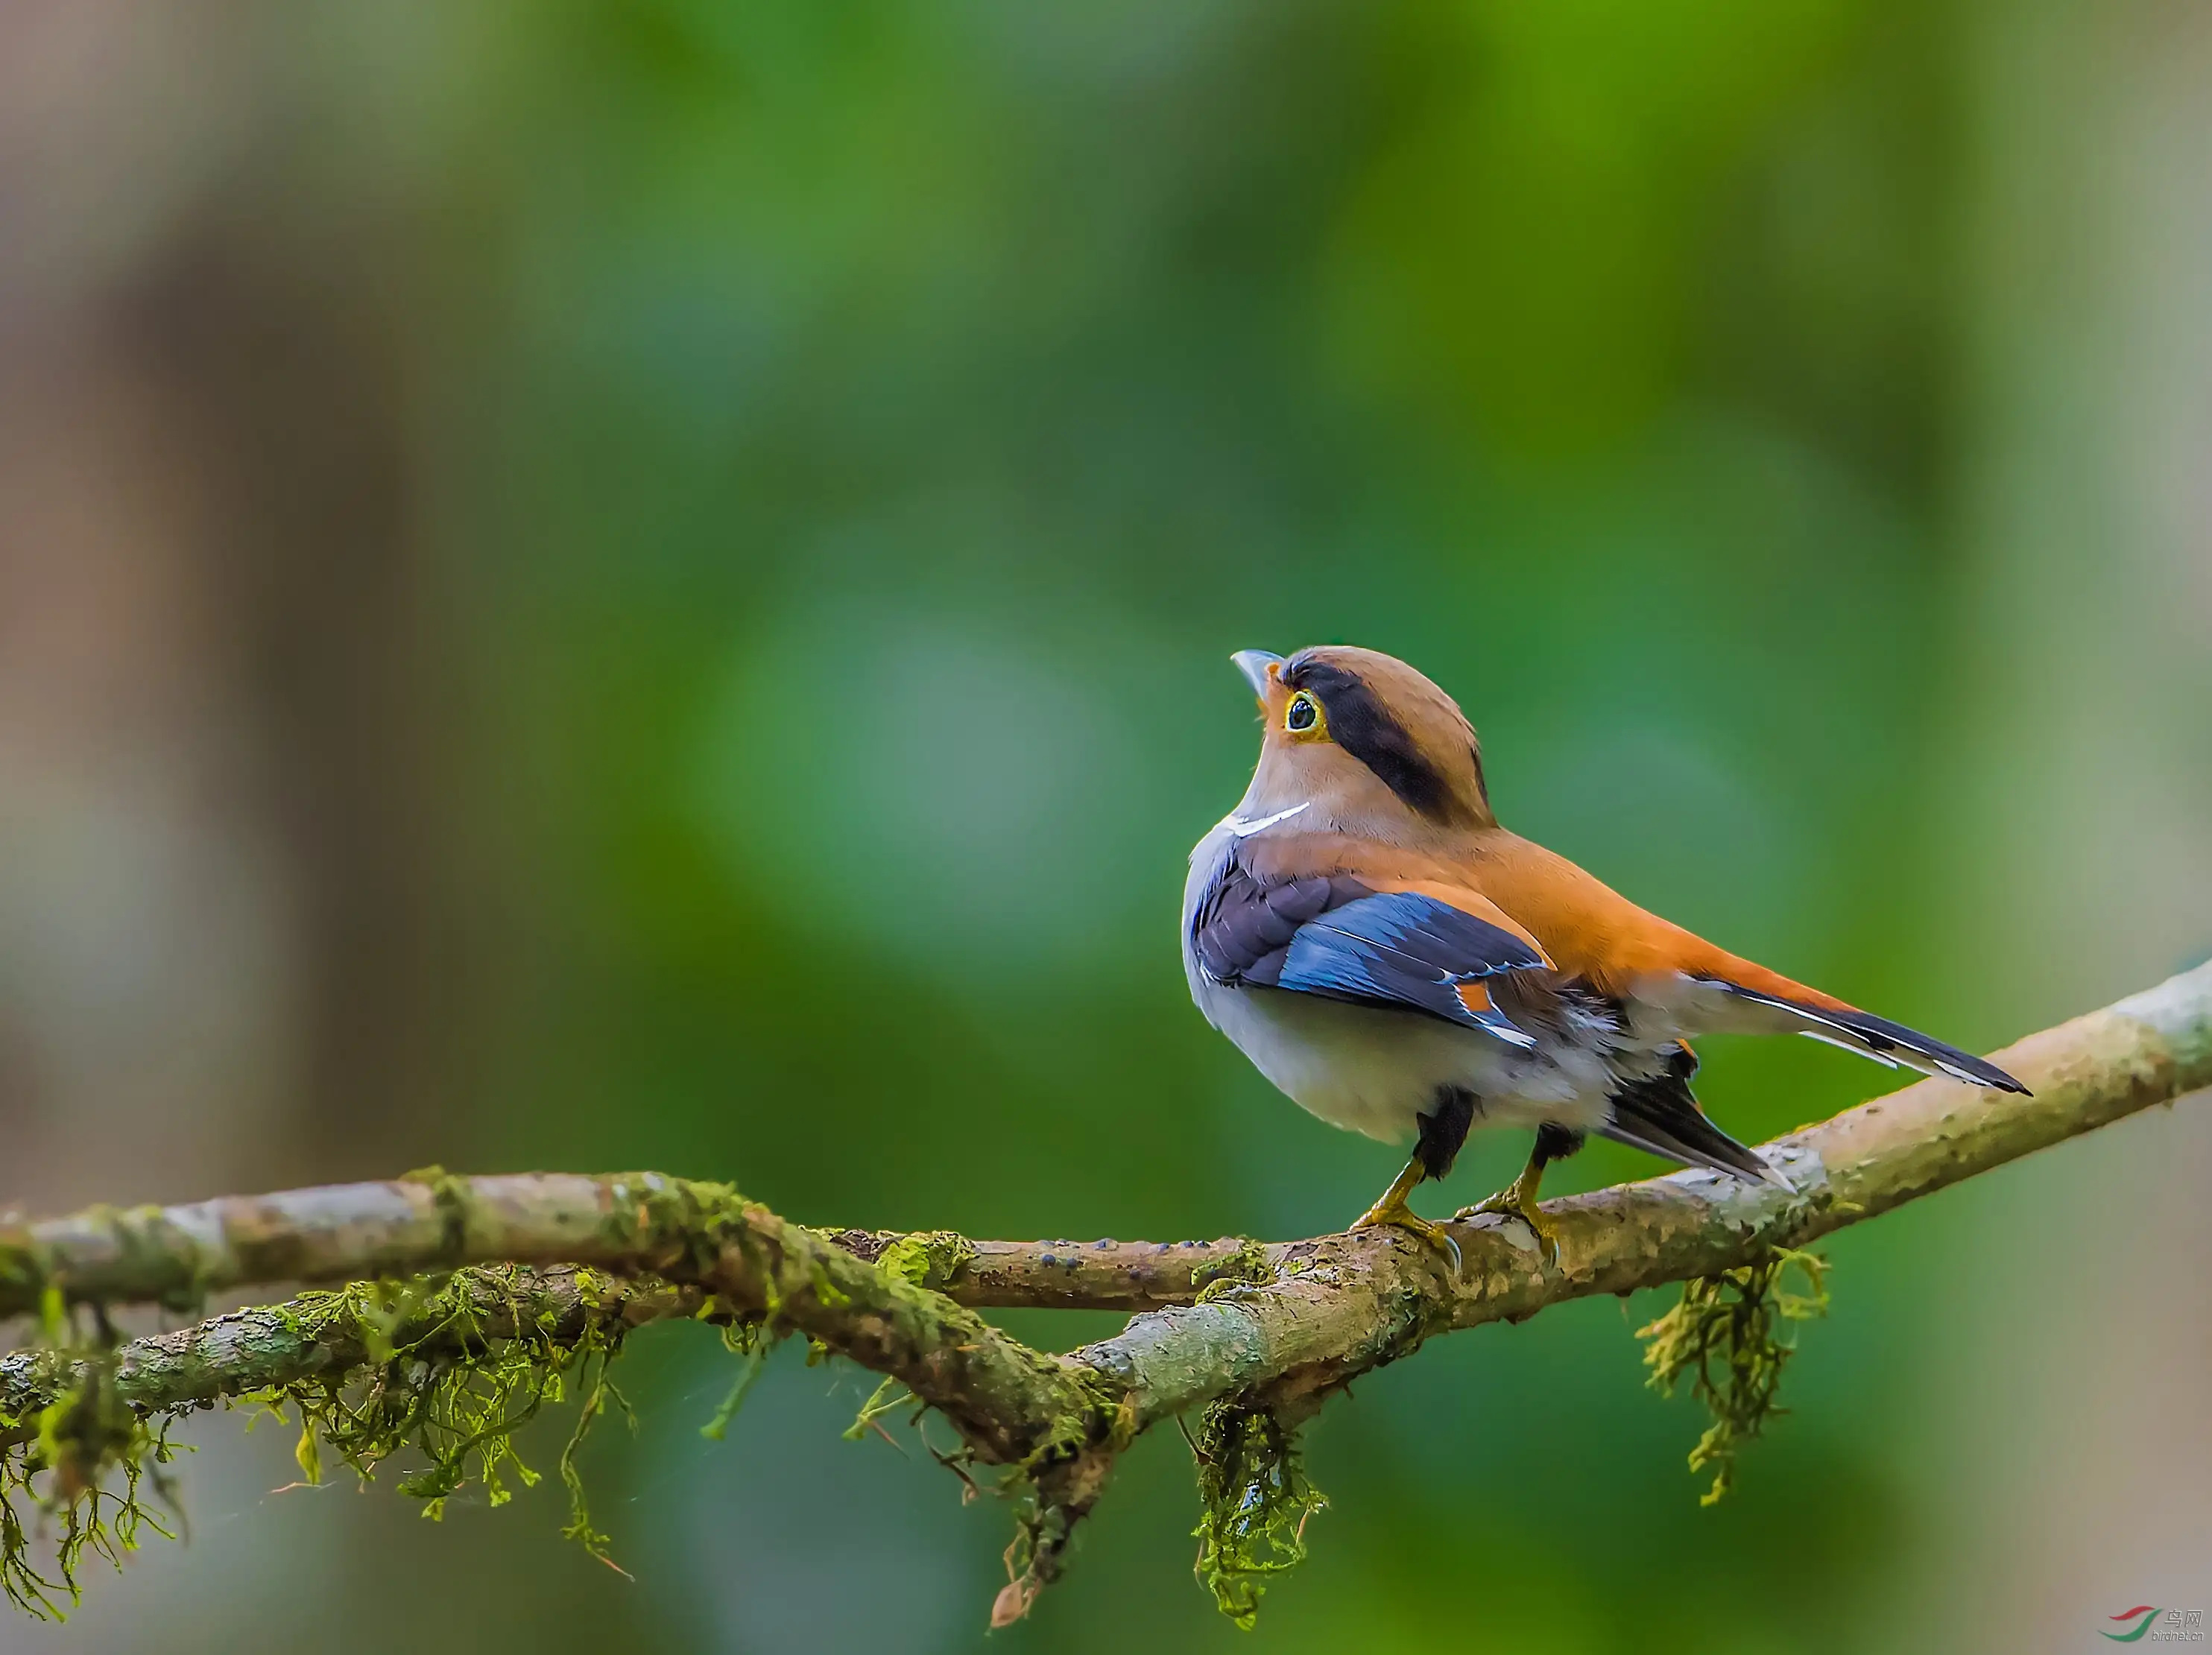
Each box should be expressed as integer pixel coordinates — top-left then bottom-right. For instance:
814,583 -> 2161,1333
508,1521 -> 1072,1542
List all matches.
1284,692 -> 1322,735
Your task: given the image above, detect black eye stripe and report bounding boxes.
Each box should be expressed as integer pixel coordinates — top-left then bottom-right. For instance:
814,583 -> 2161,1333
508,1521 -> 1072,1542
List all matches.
1282,658 -> 1457,821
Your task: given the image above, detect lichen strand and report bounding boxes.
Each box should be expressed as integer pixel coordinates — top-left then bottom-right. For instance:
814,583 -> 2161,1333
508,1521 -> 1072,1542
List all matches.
1188,1399 -> 1325,1629
0,1329 -> 180,1618
250,1268 -> 640,1553
0,1264 -> 664,1616
1637,1246 -> 1830,1504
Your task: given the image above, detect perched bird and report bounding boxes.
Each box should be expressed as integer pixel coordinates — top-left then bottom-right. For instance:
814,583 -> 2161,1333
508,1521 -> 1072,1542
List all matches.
1182,645 -> 2026,1266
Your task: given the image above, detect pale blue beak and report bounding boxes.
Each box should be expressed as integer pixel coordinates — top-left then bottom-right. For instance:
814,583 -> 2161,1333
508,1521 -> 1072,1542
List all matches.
1231,650 -> 1284,699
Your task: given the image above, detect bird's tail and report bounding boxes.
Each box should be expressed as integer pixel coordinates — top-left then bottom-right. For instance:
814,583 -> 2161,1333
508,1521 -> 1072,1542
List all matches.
1678,955 -> 2029,1095
1599,1045 -> 1786,1189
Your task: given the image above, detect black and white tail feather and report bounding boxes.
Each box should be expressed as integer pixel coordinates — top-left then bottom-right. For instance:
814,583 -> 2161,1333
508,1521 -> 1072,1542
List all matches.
1602,981 -> 2031,1193
1599,1043 -> 1792,1190
1698,978 -> 2030,1095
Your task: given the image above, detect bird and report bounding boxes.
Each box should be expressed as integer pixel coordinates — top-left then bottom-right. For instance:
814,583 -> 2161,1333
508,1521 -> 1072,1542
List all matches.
1181,644 -> 2026,1268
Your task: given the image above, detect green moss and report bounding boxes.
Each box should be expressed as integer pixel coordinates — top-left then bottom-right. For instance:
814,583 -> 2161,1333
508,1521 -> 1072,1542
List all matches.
0,1210 -> 210,1323
590,1175 -> 755,1276
988,1379 -> 1133,1624
255,1269 -> 637,1550
1188,1402 -> 1324,1629
1,1331 -> 179,1619
1,1265 -> 655,1616
1637,1247 -> 1830,1504
1191,1241 -> 1273,1304
875,1231 -> 977,1293
0,1241 -> 41,1326
398,1165 -> 476,1262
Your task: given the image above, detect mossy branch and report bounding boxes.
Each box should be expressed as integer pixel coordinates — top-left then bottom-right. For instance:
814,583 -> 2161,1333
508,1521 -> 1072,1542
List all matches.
3,961 -> 2208,1626
0,1267 -> 701,1456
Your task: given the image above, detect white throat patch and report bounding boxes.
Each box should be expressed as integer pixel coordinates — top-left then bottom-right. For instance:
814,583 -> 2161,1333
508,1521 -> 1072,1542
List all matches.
1222,802 -> 1310,838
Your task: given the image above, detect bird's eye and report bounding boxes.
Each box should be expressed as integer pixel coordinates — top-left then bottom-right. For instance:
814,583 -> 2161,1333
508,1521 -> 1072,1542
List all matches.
1285,694 -> 1319,733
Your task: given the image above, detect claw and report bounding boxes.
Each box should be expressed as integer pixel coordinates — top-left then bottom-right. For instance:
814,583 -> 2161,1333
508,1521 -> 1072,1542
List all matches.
1453,1189 -> 1559,1269
1350,1199 -> 1462,1273
1450,1137 -> 1564,1269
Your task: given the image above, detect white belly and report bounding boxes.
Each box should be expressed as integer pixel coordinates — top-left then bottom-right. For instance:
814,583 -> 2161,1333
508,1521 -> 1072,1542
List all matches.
1187,970 -> 1617,1146
1179,817 -> 1626,1147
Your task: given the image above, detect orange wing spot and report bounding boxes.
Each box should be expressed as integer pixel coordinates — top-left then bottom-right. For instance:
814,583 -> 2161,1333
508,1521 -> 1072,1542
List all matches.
1456,980 -> 1494,1016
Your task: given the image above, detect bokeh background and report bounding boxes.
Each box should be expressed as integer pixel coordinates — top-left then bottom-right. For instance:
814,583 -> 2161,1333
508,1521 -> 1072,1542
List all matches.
3,1 -> 2209,1651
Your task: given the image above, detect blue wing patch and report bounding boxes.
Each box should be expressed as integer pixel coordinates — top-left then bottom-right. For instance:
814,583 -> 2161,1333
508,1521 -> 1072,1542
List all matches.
1275,891 -> 1545,1047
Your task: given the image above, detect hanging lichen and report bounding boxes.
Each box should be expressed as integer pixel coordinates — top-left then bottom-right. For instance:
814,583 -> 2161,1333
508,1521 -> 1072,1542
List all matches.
1637,1246 -> 1830,1504
244,1267 -> 642,1557
1187,1400 -> 1325,1629
1,1263 -> 658,1616
700,1323 -> 774,1442
1,1206 -> 1845,1627
0,1313 -> 180,1619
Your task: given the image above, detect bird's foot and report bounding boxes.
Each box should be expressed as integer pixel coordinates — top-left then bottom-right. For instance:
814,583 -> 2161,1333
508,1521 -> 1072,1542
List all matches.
1454,1185 -> 1560,1270
1349,1193 -> 1462,1274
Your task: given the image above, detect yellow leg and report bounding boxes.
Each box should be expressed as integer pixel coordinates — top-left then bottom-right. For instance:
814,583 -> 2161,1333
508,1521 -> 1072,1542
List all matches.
1350,1156 -> 1462,1273
1454,1149 -> 1561,1268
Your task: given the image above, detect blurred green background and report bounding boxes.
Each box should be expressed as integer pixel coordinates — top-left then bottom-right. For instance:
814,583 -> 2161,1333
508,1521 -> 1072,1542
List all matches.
2,1 -> 2209,1651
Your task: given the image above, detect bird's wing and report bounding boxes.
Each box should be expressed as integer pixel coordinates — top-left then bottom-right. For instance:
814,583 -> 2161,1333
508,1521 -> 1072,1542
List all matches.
1464,830 -> 2029,1092
1189,857 -> 1552,1047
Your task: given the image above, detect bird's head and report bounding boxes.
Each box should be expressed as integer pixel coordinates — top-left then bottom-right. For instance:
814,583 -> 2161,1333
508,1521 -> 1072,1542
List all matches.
1229,645 -> 1494,835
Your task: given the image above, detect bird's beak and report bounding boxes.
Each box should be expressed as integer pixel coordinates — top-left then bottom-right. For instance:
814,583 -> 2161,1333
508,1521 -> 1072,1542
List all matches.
1231,650 -> 1284,702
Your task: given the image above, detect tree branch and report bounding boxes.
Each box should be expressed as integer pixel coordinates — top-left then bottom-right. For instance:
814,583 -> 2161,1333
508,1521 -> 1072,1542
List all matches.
0,1268 -> 700,1456
4,961 -> 2207,1621
1081,961 -> 2212,1424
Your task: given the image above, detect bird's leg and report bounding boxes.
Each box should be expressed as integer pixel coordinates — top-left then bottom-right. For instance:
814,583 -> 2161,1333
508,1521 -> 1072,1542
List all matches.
1348,1087 -> 1475,1272
1455,1123 -> 1581,1268
1350,1156 -> 1462,1271
1336,1159 -> 1459,1256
